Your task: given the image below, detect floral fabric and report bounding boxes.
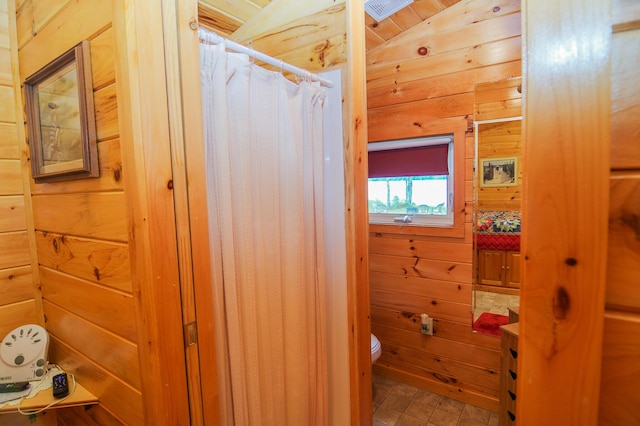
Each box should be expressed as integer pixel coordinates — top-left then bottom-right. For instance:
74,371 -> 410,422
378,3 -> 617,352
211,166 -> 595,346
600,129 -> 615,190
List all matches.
476,210 -> 521,234
476,211 -> 521,250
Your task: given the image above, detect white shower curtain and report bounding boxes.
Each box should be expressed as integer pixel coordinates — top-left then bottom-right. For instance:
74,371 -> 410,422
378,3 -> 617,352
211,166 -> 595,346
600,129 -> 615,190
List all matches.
200,42 -> 328,425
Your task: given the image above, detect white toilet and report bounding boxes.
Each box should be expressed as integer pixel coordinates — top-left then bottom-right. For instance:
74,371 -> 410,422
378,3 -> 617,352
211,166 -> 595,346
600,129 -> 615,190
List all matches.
371,333 -> 382,364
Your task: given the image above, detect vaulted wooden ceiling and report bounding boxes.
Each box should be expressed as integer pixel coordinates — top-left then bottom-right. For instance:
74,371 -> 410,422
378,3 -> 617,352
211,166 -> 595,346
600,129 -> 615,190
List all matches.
198,0 -> 462,51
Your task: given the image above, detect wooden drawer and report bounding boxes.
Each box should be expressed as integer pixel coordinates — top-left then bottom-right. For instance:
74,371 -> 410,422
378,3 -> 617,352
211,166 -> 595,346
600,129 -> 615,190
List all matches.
500,323 -> 519,426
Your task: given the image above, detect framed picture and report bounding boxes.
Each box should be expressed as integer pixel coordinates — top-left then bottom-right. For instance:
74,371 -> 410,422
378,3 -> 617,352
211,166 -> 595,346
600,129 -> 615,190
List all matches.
480,156 -> 518,187
24,40 -> 98,183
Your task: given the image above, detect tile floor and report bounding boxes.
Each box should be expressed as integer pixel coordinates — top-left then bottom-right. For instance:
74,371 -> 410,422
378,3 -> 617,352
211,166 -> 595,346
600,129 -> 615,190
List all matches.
473,290 -> 520,322
372,374 -> 499,426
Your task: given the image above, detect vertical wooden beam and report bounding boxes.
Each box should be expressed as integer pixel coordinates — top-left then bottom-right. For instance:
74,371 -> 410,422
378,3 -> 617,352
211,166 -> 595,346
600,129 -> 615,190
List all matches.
345,1 -> 371,425
112,0 -> 190,423
159,0 -> 212,424
166,0 -> 224,424
518,0 -> 610,423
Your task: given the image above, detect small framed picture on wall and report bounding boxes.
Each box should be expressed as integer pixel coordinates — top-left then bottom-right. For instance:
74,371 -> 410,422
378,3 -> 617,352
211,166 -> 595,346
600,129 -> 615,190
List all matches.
480,156 -> 518,188
24,40 -> 99,183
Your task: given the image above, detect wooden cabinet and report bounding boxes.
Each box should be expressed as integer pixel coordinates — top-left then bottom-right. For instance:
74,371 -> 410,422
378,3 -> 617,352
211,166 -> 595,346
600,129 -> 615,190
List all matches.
500,322 -> 519,426
477,250 -> 520,289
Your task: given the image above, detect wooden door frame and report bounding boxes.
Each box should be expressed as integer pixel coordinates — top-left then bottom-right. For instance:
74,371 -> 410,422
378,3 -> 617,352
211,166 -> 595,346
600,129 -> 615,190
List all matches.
345,1 -> 372,424
113,0 -> 192,423
157,1 -> 219,424
518,0 -> 610,423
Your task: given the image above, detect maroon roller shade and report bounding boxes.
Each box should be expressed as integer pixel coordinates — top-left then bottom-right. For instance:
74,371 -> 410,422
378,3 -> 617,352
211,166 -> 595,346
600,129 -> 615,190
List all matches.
368,144 -> 449,178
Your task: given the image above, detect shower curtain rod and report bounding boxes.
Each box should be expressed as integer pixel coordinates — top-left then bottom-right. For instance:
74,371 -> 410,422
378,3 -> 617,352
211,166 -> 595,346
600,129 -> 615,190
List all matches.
198,28 -> 334,88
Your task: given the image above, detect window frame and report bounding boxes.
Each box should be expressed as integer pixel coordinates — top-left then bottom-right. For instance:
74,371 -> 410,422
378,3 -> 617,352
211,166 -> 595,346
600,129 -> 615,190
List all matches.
368,125 -> 466,239
368,138 -> 454,226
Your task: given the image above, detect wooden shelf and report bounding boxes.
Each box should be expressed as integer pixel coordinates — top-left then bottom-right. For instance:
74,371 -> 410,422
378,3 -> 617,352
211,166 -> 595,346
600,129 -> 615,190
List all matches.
0,382 -> 98,414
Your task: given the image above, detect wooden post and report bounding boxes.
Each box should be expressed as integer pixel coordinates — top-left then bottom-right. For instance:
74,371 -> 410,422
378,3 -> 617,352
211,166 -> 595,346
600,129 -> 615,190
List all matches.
112,0 -> 191,423
518,0 -> 610,423
165,0 -> 223,424
346,1 -> 372,424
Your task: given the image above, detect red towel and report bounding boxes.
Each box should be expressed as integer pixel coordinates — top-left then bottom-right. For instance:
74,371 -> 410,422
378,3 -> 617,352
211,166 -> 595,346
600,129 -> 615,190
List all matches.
474,312 -> 509,336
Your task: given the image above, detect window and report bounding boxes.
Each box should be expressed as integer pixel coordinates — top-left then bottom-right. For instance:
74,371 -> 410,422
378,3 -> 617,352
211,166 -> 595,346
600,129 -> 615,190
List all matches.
368,135 -> 454,226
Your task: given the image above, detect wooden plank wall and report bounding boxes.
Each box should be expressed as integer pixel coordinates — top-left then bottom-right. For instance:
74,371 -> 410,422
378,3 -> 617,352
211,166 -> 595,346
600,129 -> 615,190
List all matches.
599,0 -> 640,423
14,1 -> 140,424
5,0 -> 357,424
475,79 -> 522,212
476,120 -> 522,212
367,0 -> 521,411
0,0 -> 37,340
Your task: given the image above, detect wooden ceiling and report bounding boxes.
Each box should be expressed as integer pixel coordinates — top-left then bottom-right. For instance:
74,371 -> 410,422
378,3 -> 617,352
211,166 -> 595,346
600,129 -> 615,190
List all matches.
198,0 -> 462,51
